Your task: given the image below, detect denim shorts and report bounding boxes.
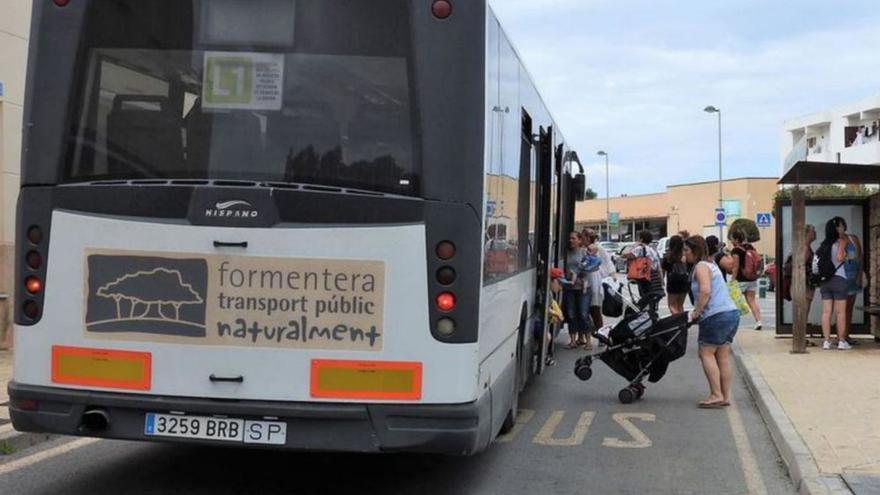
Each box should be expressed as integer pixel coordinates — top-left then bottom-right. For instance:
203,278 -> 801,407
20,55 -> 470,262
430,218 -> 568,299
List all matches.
698,310 -> 740,346
820,276 -> 849,301
738,280 -> 758,293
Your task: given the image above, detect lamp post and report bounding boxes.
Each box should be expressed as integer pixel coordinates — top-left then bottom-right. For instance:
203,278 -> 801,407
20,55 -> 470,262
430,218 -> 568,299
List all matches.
597,150 -> 610,241
704,106 -> 723,239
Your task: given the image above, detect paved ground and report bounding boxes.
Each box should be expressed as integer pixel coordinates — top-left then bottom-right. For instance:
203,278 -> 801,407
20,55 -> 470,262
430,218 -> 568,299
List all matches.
738,324 -> 880,479
0,328 -> 795,495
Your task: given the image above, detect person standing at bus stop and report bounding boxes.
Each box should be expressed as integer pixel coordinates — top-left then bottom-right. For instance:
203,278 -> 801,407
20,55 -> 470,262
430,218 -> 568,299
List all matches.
563,232 -> 592,349
729,230 -> 762,330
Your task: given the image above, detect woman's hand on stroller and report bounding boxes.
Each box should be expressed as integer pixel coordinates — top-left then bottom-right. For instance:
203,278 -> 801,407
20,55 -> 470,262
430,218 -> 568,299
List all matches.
688,310 -> 702,324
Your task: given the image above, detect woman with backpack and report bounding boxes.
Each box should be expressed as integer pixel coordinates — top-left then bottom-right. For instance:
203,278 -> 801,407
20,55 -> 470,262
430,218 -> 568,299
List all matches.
815,218 -> 855,350
729,229 -> 763,330
624,230 -> 662,311
661,235 -> 688,314
685,235 -> 740,408
839,219 -> 863,346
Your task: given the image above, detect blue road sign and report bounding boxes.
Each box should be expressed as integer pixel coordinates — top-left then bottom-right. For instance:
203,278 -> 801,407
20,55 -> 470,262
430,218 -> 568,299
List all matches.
756,212 -> 772,228
715,208 -> 727,226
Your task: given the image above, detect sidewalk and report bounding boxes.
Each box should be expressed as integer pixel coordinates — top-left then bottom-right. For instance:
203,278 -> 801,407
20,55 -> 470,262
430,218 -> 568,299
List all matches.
736,329 -> 880,493
0,350 -> 10,430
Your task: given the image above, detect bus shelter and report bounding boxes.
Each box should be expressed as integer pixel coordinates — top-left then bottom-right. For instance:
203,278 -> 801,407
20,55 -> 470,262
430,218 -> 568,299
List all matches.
776,161 -> 880,348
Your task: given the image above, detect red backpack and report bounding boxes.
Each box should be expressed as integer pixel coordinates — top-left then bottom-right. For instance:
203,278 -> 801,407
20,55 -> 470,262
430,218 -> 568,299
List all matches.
740,244 -> 762,281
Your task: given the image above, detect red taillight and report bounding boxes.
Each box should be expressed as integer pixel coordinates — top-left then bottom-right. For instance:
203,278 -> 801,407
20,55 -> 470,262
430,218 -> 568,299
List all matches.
53,0 -> 71,6
25,276 -> 42,295
436,292 -> 456,312
432,0 -> 452,19
436,241 -> 456,260
14,398 -> 39,411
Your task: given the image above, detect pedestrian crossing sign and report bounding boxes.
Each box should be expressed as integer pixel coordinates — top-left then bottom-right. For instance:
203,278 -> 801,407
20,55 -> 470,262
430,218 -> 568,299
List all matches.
756,213 -> 772,228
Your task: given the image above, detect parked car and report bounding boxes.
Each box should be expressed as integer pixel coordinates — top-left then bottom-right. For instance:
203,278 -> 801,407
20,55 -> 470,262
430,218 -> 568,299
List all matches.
655,237 -> 670,257
613,242 -> 636,273
764,262 -> 777,291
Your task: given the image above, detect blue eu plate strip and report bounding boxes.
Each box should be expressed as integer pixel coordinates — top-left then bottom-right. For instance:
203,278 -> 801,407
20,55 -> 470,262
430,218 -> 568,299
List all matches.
144,413 -> 155,435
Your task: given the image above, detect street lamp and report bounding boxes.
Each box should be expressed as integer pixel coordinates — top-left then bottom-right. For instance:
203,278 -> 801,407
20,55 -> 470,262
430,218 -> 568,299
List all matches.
704,105 -> 723,239
597,150 -> 610,241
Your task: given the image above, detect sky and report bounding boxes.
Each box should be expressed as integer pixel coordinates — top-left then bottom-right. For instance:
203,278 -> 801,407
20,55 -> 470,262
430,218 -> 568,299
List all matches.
489,0 -> 880,196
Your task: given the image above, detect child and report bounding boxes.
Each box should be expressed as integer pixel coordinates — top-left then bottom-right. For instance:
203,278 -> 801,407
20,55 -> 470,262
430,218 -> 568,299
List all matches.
580,244 -> 603,275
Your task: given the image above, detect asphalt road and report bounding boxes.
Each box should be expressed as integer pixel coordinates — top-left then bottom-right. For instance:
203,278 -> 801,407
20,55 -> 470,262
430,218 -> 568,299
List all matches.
0,324 -> 794,495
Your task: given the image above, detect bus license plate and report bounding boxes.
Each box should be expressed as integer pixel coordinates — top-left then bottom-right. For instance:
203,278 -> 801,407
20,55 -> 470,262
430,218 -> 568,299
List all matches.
144,413 -> 287,445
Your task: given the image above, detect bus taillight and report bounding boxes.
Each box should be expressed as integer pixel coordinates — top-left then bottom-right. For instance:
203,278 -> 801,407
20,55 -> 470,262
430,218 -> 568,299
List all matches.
436,266 -> 456,286
436,241 -> 456,260
26,251 -> 42,270
27,225 -> 43,245
25,276 -> 43,295
53,0 -> 71,7
22,301 -> 40,320
431,0 -> 452,19
436,292 -> 456,312
436,318 -> 456,337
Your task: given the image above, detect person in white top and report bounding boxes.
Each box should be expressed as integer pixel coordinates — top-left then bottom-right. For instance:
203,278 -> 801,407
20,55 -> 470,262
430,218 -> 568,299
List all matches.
581,229 -> 615,329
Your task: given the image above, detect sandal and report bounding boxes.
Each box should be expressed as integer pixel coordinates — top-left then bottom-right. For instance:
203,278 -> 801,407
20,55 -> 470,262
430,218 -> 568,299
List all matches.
564,343 -> 579,349
698,400 -> 726,409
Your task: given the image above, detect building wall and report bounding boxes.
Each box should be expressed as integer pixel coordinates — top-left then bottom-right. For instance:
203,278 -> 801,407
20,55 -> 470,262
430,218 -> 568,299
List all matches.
577,178 -> 778,256
0,1 -> 32,345
781,93 -> 880,173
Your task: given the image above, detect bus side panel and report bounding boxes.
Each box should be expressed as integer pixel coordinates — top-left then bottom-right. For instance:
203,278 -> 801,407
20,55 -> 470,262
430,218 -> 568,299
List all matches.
13,210 -> 480,404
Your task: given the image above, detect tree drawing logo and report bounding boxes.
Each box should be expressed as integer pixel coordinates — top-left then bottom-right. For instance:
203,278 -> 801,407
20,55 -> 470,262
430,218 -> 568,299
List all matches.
97,268 -> 203,321
86,256 -> 208,338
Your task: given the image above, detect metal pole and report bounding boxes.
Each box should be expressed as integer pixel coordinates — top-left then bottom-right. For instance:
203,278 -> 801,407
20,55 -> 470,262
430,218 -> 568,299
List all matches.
717,110 -> 724,240
605,154 -> 610,241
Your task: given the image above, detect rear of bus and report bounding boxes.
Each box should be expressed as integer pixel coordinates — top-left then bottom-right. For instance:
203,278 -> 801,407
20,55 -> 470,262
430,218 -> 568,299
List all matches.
9,0 -> 497,454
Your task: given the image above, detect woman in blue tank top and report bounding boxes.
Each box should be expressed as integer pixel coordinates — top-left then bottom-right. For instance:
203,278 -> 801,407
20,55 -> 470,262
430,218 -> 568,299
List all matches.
684,235 -> 740,409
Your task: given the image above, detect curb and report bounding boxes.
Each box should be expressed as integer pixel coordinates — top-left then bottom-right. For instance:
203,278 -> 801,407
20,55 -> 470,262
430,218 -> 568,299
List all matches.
0,424 -> 56,457
732,342 -> 853,495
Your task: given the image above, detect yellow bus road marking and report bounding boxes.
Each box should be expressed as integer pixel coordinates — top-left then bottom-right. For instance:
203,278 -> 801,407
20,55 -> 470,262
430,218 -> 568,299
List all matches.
726,402 -> 768,495
532,410 -> 596,447
0,438 -> 101,476
496,409 -> 535,443
602,413 -> 655,449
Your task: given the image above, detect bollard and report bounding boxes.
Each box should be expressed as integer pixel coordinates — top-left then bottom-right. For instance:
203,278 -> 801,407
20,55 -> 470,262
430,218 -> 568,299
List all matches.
758,278 -> 769,299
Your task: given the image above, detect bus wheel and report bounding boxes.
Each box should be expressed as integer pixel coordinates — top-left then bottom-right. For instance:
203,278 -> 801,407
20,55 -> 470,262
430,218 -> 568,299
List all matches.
500,391 -> 518,434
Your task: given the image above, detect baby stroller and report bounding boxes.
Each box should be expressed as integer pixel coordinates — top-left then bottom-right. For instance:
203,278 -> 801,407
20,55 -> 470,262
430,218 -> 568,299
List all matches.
573,288 -> 693,404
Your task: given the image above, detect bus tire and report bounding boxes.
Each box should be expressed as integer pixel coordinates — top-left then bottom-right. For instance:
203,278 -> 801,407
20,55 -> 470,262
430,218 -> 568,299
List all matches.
501,312 -> 527,435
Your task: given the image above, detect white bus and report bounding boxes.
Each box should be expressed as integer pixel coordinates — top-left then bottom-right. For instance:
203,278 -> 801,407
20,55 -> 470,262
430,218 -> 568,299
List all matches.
10,0 -> 584,455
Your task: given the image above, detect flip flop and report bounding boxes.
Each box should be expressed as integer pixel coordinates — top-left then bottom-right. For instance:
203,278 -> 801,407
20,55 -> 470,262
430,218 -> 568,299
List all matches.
564,343 -> 579,349
698,401 -> 726,409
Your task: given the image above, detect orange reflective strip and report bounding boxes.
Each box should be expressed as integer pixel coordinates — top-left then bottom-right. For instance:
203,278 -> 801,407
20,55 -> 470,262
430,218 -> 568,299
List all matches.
51,346 -> 151,391
310,360 -> 422,401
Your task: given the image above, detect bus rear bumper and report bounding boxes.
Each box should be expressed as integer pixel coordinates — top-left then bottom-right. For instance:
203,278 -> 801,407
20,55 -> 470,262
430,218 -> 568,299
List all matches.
8,382 -> 494,455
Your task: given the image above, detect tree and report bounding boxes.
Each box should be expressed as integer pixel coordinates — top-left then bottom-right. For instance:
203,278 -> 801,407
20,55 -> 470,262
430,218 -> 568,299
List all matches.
729,218 -> 760,242
97,268 -> 203,321
584,188 -> 598,200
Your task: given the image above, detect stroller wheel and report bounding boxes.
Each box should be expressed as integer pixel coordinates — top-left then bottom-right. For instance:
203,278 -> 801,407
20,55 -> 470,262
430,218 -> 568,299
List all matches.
633,384 -> 645,400
618,388 -> 636,404
574,364 -> 593,381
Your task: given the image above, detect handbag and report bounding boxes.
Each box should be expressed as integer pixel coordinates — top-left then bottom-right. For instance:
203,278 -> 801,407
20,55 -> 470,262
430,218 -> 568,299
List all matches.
602,281 -> 624,318
726,279 -> 751,316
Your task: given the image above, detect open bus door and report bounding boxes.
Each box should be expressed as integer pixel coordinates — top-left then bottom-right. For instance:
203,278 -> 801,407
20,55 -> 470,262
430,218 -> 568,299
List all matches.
534,127 -> 554,374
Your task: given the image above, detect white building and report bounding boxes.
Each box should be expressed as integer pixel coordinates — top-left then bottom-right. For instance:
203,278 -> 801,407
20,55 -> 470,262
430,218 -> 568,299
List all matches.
781,94 -> 880,174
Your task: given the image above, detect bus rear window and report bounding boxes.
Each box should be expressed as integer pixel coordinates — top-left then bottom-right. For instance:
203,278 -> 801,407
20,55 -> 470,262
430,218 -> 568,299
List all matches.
64,0 -> 418,196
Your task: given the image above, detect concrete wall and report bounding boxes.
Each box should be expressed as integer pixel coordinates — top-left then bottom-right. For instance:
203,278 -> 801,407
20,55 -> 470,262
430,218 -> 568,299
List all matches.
0,1 -> 32,346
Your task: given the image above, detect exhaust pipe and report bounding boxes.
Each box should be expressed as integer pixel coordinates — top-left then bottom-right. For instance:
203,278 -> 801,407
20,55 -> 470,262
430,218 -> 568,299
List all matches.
79,408 -> 110,433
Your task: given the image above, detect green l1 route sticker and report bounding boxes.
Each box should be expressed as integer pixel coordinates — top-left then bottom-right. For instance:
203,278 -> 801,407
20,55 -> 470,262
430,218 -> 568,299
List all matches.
203,52 -> 284,111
